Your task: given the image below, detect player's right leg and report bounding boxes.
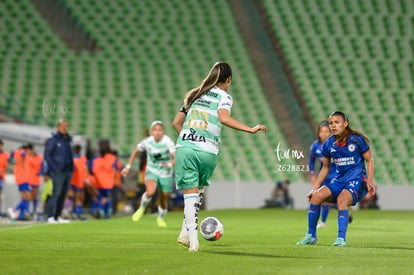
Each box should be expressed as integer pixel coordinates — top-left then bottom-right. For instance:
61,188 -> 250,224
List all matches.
177,188 -> 205,247
297,186 -> 334,245
132,179 -> 156,222
175,147 -> 217,252
182,188 -> 200,252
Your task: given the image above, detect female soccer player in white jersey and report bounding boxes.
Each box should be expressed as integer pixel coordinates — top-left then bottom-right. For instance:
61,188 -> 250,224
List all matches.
297,111 -> 375,246
172,61 -> 267,252
121,121 -> 175,228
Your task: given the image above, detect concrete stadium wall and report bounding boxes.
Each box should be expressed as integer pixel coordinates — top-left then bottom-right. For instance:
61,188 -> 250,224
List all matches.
204,181 -> 414,210
2,175 -> 413,213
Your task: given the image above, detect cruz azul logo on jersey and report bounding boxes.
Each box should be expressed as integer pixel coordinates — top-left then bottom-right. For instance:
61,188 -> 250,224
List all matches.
333,157 -> 355,166
348,144 -> 356,152
182,128 -> 206,143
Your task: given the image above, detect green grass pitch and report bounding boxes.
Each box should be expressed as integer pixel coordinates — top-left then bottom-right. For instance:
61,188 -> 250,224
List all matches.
1,209 -> 413,274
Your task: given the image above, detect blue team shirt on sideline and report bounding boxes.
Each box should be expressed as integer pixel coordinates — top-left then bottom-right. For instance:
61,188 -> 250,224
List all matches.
322,134 -> 370,184
309,139 -> 337,183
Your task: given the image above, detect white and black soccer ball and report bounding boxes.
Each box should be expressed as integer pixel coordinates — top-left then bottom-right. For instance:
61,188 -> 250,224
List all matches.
199,217 -> 224,241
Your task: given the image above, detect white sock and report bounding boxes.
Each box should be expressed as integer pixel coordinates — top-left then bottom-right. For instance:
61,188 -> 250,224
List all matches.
184,193 -> 200,244
180,189 -> 205,237
139,192 -> 151,209
158,205 -> 167,219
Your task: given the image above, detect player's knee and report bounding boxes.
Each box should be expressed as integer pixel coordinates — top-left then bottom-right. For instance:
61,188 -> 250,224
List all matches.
146,189 -> 156,197
337,196 -> 352,209
310,193 -> 324,204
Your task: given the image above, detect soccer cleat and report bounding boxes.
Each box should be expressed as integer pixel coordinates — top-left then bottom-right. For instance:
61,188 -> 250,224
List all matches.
7,208 -> 17,220
296,234 -> 318,245
177,234 -> 190,248
99,210 -> 105,219
348,215 -> 353,224
317,222 -> 326,229
131,208 -> 144,222
47,217 -> 58,224
57,217 -> 71,224
188,241 -> 199,252
332,237 -> 347,247
157,217 -> 167,228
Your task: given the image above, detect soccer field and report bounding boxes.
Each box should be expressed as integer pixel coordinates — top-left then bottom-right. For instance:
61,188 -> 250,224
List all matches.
1,209 -> 413,275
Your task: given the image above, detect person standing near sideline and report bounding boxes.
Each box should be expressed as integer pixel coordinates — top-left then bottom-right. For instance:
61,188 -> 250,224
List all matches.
44,119 -> 74,224
0,139 -> 10,216
8,144 -> 31,220
26,143 -> 44,218
71,144 -> 89,220
172,61 -> 267,252
92,144 -> 117,219
112,150 -> 124,215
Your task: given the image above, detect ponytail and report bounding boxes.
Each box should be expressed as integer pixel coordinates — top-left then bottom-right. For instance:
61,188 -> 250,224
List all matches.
183,62 -> 232,110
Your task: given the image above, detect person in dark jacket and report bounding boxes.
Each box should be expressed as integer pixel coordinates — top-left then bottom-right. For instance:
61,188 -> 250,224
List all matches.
44,119 -> 74,224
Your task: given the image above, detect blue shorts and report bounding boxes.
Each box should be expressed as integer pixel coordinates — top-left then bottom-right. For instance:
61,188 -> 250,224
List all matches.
0,178 -> 3,190
18,183 -> 31,192
321,177 -> 334,187
98,189 -> 112,198
72,186 -> 83,192
326,179 -> 368,206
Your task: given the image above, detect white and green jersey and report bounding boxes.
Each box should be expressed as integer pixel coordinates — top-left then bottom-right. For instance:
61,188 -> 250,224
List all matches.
137,135 -> 175,178
177,86 -> 233,155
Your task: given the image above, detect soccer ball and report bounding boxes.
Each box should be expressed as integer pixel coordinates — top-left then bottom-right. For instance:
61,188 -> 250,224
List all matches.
199,217 -> 224,241
123,204 -> 133,214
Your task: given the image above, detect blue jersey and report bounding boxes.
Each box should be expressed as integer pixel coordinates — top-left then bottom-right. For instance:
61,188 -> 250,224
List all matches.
309,140 -> 336,182
322,134 -> 369,184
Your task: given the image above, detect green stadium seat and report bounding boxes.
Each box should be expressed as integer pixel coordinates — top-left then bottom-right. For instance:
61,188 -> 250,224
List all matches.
261,0 -> 414,184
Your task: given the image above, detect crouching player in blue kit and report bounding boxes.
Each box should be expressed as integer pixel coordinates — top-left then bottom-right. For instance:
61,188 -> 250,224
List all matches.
297,111 -> 375,246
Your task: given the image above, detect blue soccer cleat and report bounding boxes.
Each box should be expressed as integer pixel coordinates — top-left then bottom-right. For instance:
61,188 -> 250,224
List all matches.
296,234 -> 318,245
332,237 -> 347,247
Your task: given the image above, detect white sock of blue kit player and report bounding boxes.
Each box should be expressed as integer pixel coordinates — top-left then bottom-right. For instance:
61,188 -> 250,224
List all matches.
139,192 -> 151,209
179,189 -> 205,237
184,193 -> 200,244
158,205 -> 167,219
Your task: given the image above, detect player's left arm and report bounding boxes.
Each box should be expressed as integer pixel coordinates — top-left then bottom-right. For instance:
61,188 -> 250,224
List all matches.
362,149 -> 375,195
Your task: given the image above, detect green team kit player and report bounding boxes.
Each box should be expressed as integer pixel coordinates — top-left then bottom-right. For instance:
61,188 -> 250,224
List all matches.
122,121 -> 176,228
172,61 -> 267,252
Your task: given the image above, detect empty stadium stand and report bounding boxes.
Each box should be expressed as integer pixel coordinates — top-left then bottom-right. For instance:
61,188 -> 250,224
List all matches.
261,0 -> 414,184
0,0 -> 299,182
